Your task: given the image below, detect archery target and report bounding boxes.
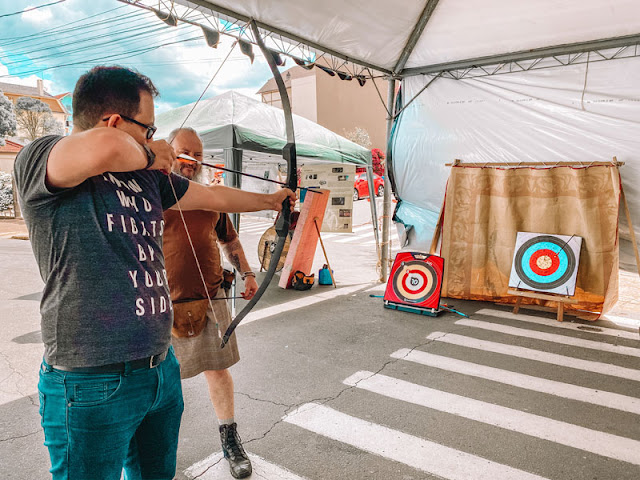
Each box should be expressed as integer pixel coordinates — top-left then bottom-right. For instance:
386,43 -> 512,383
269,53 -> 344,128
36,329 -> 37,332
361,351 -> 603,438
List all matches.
384,252 -> 444,310
509,232 -> 582,295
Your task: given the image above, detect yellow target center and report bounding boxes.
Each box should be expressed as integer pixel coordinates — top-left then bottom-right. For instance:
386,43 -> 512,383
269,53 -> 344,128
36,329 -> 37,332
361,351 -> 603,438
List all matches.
536,255 -> 553,270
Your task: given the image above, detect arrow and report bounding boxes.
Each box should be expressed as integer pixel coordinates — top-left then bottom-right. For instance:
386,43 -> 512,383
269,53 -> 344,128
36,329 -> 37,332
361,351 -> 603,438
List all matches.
177,154 -> 323,194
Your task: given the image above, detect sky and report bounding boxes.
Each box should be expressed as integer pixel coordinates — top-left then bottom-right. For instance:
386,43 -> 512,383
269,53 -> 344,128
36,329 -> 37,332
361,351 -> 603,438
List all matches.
0,0 -> 274,113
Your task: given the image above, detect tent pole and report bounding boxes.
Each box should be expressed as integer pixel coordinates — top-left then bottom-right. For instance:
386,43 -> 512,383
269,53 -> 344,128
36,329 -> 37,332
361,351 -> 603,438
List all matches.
380,78 -> 397,282
365,164 -> 381,261
225,146 -> 243,316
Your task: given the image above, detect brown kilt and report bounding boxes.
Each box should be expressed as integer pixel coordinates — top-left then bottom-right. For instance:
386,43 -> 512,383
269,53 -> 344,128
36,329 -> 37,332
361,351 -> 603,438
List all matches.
171,290 -> 240,379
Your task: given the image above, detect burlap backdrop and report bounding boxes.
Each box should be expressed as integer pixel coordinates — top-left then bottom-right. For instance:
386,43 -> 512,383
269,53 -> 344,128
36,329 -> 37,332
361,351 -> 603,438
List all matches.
440,165 -> 620,318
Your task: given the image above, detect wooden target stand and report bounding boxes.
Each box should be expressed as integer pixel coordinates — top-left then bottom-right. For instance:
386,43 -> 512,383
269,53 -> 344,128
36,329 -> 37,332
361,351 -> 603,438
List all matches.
431,158 -> 640,321
278,188 -> 330,288
507,288 -> 577,322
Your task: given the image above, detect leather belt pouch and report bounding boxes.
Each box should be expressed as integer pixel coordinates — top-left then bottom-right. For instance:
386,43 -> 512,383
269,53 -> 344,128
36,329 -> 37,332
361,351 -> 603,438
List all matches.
172,299 -> 209,338
221,269 -> 235,290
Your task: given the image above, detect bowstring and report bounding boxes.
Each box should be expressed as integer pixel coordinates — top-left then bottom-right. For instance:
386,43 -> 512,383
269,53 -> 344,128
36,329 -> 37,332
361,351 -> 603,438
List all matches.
166,34 -> 241,339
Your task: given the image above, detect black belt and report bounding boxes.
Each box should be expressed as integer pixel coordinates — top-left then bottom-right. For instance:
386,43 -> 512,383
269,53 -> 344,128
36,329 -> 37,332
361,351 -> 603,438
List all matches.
53,350 -> 168,374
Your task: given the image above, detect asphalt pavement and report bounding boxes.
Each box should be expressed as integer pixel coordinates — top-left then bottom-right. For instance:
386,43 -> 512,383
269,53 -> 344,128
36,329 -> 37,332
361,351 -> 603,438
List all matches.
1,197 -> 640,480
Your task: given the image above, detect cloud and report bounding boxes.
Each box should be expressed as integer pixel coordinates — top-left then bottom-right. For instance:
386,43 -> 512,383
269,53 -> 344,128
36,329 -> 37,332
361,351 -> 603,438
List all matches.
20,4 -> 54,24
0,63 -> 61,95
0,0 -> 275,112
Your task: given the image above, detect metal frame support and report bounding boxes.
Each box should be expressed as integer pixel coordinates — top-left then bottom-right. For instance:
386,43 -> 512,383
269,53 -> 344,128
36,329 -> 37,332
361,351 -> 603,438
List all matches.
380,78 -> 397,282
401,33 -> 640,77
378,1 -> 440,282
224,146 -> 243,316
365,163 -> 381,261
117,0 -> 391,76
394,0 -> 440,73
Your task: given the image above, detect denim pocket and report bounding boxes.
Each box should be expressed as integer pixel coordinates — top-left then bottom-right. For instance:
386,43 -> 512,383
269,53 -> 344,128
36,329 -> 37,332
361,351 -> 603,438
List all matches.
67,375 -> 122,407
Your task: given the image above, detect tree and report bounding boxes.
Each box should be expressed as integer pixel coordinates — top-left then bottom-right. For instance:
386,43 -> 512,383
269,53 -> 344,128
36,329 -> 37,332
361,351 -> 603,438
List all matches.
371,148 -> 385,176
43,113 -> 64,136
0,172 -> 13,212
15,96 -> 63,141
0,89 -> 16,147
344,126 -> 372,149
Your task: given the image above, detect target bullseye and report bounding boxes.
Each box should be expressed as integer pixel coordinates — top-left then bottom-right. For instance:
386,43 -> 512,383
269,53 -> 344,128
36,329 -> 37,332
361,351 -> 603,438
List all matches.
403,268 -> 427,294
510,233 -> 582,295
529,248 -> 560,276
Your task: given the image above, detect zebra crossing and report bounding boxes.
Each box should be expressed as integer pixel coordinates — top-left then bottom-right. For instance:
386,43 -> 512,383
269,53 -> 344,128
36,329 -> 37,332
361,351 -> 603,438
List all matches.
186,307 -> 640,479
237,217 -> 400,247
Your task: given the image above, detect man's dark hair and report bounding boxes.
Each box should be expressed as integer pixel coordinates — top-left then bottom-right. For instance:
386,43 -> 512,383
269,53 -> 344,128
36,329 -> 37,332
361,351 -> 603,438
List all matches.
72,66 -> 159,131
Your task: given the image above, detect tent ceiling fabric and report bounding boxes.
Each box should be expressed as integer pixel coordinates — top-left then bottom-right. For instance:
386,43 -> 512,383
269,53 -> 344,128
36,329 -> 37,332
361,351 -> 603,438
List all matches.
406,0 -> 640,69
173,0 -> 640,75
175,0 -> 422,73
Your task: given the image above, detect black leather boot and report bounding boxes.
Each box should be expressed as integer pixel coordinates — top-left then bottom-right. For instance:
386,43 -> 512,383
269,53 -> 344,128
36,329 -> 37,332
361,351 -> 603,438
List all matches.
220,423 -> 252,478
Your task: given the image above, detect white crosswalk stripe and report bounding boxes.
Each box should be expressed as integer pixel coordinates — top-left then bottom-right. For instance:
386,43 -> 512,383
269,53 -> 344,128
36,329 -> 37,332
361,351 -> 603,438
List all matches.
237,219 -> 402,249
426,331 -> 640,381
343,371 -> 640,466
185,452 -> 309,479
475,308 -> 640,340
456,319 -> 640,358
284,403 -> 550,480
334,233 -> 373,243
391,348 -> 640,415
238,224 -> 271,233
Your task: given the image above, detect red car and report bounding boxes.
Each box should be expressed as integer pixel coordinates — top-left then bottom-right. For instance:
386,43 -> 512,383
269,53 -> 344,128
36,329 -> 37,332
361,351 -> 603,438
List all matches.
353,173 -> 384,201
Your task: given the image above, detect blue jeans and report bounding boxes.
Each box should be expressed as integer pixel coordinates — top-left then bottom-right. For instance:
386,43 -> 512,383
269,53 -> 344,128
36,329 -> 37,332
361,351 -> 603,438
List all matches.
38,347 -> 184,480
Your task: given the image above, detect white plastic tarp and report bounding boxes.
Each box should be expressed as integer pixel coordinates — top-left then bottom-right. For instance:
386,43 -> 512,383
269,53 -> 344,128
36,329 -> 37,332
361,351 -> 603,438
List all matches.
407,0 -> 640,68
391,54 -> 640,268
174,0 -> 640,72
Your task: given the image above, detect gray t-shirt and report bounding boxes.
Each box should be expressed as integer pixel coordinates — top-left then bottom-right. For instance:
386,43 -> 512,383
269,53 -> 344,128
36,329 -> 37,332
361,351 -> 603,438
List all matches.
14,135 -> 190,367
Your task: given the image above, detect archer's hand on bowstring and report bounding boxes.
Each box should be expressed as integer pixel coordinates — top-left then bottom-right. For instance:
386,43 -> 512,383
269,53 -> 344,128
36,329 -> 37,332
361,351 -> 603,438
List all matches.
146,139 -> 176,175
241,275 -> 259,300
270,188 -> 297,212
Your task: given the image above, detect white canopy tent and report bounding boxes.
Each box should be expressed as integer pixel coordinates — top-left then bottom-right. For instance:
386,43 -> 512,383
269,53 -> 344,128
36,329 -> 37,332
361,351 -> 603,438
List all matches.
121,0 -> 640,274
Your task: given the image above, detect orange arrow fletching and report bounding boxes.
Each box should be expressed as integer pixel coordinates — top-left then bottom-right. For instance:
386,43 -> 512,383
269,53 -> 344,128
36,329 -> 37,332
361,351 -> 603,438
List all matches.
177,154 -> 198,165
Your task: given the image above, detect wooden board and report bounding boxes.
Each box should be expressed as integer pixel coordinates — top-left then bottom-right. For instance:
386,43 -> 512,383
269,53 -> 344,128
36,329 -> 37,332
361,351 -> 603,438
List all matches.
279,189 -> 330,289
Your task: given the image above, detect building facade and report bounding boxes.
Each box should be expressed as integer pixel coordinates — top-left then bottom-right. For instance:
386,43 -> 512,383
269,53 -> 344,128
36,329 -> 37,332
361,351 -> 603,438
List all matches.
257,66 -> 387,150
0,79 -> 70,144
0,140 -> 22,174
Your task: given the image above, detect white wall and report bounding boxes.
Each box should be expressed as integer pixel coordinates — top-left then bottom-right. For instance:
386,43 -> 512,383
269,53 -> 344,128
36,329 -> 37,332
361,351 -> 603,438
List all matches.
291,75 -> 317,123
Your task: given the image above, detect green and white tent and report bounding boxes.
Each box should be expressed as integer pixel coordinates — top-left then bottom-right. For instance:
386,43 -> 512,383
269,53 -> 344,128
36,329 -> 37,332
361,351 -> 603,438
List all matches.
155,90 -> 370,166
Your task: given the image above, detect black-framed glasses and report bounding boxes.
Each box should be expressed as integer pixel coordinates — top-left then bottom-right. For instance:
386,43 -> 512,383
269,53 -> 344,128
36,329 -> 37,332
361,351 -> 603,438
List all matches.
102,114 -> 157,139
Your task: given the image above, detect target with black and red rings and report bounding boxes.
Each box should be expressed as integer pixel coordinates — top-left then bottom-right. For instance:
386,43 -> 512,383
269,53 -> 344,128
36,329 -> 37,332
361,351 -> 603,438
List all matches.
509,232 -> 582,296
384,252 -> 444,310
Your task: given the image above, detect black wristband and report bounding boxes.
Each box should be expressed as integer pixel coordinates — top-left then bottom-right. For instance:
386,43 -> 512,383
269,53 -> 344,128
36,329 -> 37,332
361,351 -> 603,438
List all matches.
142,144 -> 155,170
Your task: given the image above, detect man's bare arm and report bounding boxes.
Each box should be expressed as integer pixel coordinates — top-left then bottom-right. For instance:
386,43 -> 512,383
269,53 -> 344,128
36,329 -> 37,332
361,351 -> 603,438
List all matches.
221,236 -> 258,299
221,237 -> 251,273
47,129 -> 175,189
173,182 -> 296,213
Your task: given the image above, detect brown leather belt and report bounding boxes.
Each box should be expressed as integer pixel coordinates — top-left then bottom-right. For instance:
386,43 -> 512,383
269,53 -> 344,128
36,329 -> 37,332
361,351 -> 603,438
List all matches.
53,350 -> 168,373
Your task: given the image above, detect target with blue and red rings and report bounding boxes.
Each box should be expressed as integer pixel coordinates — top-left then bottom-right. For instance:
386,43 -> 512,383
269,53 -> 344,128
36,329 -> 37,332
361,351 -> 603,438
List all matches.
509,233 -> 582,296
